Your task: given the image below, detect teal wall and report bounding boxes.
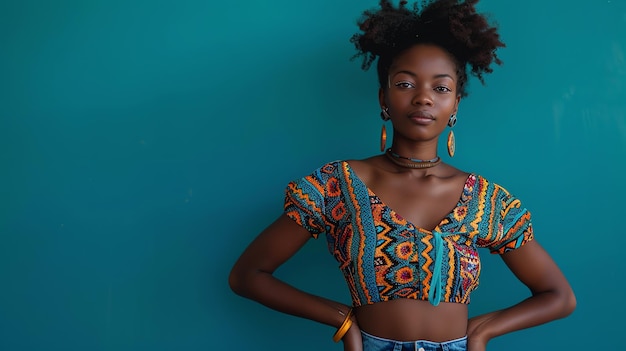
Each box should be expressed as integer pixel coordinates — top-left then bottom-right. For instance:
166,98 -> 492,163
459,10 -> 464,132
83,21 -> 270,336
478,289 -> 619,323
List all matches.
1,0 -> 624,350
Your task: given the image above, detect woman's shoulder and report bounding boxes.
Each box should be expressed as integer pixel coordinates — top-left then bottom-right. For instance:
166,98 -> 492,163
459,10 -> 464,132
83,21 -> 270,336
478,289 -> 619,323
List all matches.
466,173 -> 526,207
289,160 -> 350,184
469,173 -> 512,192
343,155 -> 389,184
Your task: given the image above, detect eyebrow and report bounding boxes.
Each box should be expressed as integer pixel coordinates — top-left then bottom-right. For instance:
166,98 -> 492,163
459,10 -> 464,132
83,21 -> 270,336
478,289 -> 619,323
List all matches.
392,70 -> 456,81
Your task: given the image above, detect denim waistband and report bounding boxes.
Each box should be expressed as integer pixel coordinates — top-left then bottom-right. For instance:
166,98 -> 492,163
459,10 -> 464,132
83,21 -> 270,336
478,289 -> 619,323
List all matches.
361,330 -> 467,351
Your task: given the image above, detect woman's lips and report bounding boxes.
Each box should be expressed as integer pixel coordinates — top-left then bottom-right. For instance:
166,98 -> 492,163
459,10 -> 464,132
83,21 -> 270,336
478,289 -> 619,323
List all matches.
409,112 -> 435,124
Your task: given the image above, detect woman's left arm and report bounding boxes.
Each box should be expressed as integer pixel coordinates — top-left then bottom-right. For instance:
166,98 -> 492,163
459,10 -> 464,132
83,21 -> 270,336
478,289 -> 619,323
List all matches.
466,240 -> 576,350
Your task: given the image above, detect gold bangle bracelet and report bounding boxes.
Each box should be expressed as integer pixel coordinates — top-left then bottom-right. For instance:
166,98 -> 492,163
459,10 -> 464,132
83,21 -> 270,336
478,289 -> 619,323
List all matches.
332,308 -> 353,342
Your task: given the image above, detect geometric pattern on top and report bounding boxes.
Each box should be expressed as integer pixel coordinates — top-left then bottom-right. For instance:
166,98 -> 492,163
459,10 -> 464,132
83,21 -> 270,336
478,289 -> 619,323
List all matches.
284,161 -> 534,307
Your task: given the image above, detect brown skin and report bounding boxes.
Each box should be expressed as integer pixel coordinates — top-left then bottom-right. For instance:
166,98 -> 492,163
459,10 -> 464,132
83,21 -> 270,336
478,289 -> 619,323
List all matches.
229,44 -> 576,351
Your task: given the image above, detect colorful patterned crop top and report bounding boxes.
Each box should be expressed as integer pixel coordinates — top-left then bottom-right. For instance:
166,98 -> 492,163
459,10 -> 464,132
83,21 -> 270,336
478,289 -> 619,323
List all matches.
284,161 -> 534,307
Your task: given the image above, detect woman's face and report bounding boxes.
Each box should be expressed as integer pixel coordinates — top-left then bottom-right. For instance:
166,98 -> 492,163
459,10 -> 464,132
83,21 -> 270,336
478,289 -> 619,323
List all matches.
380,44 -> 461,144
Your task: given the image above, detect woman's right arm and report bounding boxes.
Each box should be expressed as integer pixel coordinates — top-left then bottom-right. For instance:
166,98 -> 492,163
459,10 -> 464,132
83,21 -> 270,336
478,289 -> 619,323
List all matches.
228,214 -> 362,350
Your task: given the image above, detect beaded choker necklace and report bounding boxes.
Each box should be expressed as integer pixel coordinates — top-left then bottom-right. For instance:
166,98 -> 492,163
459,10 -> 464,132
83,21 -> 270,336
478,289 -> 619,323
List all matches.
385,148 -> 441,169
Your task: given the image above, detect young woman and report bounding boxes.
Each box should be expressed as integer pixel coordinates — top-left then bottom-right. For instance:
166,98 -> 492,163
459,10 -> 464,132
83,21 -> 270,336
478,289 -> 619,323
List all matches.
229,1 -> 576,350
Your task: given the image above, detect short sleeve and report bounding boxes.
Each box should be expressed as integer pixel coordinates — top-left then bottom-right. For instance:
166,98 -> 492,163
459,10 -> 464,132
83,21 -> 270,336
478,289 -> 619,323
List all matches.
477,184 -> 534,254
284,170 -> 328,239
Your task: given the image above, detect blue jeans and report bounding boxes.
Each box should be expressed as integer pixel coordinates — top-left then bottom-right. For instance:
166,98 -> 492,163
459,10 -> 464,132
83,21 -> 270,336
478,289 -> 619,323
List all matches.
362,330 -> 467,351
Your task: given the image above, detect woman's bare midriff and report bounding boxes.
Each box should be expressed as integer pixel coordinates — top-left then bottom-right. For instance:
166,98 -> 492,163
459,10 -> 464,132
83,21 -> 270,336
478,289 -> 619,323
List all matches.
354,299 -> 468,342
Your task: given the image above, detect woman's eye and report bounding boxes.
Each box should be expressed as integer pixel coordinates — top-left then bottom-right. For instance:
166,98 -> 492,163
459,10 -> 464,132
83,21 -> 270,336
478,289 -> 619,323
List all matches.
435,86 -> 452,93
394,81 -> 414,89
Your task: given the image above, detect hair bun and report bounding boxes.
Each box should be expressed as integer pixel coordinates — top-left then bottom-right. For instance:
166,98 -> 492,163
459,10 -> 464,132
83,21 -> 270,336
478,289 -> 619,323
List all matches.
350,0 -> 505,96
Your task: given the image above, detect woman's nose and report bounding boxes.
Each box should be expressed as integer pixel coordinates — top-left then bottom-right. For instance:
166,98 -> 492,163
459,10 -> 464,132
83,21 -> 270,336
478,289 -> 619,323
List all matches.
412,87 -> 433,106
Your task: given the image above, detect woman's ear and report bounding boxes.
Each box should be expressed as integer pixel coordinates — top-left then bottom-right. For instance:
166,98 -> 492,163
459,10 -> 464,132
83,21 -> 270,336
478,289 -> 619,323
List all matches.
378,87 -> 386,108
453,95 -> 461,115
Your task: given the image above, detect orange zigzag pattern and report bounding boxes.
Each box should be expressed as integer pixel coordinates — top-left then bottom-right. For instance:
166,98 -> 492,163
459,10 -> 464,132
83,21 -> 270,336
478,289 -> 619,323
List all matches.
420,232 -> 433,297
